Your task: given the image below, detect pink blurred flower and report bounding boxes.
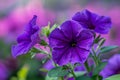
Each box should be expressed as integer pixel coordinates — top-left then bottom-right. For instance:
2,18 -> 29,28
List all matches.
0,0 -> 55,39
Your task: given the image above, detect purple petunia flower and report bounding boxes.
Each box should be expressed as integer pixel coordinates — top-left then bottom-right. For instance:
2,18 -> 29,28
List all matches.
100,54 -> 120,78
72,9 -> 112,34
12,15 -> 40,57
49,20 -> 94,65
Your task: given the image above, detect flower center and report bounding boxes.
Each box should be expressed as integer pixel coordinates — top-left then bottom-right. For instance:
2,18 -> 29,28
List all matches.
70,41 -> 77,47
89,25 -> 95,29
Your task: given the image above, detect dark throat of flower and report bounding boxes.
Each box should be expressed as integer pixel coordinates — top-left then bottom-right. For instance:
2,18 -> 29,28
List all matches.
88,22 -> 95,29
70,41 -> 77,47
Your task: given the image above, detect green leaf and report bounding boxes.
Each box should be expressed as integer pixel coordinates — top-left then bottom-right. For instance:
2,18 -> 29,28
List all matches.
76,76 -> 93,80
105,74 -> 120,80
93,62 -> 107,76
100,46 -> 118,53
48,66 -> 69,77
68,71 -> 85,77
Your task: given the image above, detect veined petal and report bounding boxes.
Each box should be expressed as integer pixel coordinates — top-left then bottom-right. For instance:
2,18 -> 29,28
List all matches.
17,32 -> 31,43
52,46 -> 71,65
12,42 -> 30,58
95,16 -> 112,34
72,9 -> 97,29
49,28 -> 69,48
25,15 -> 37,33
60,20 -> 83,40
77,30 -> 93,50
31,29 -> 40,45
70,47 -> 90,63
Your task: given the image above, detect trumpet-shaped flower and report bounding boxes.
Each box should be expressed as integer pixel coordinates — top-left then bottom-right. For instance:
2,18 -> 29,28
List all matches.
12,15 -> 40,57
49,20 -> 94,65
72,9 -> 112,34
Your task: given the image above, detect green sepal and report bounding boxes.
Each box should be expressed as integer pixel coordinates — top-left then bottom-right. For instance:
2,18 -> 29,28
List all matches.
39,39 -> 48,46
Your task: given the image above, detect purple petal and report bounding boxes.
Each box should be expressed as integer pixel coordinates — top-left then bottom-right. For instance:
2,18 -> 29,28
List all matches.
52,46 -> 90,65
72,10 -> 89,26
70,47 -> 90,64
17,32 -> 31,43
25,15 -> 37,33
95,16 -> 112,34
30,28 -> 40,45
52,47 -> 71,65
43,60 -> 54,70
60,20 -> 83,40
107,54 -> 120,70
100,54 -> 120,78
12,42 -> 31,58
76,30 -> 94,50
72,9 -> 97,29
29,15 -> 37,26
68,77 -> 74,80
72,9 -> 112,34
49,28 -> 69,48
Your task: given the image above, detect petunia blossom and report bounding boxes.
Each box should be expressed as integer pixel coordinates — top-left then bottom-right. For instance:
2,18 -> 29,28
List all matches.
100,54 -> 120,78
72,9 -> 112,34
11,15 -> 40,58
49,20 -> 94,65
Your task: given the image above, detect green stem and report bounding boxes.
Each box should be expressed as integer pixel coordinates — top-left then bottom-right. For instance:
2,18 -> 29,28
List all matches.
84,61 -> 90,72
92,48 -> 99,66
92,46 -> 101,80
71,69 -> 76,79
68,64 -> 76,79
